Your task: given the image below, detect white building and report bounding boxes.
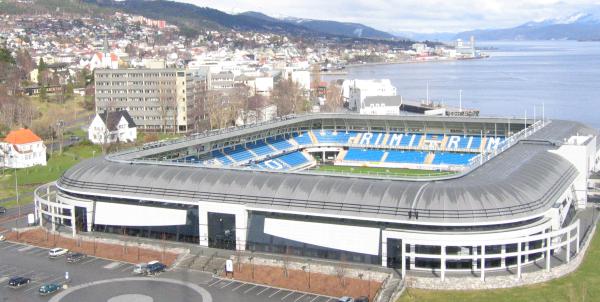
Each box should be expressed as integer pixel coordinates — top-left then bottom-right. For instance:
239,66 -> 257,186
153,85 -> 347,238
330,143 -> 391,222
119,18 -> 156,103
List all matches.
88,111 -> 137,145
360,96 -> 403,115
88,52 -> 119,71
0,128 -> 47,168
347,79 -> 397,111
281,68 -> 310,90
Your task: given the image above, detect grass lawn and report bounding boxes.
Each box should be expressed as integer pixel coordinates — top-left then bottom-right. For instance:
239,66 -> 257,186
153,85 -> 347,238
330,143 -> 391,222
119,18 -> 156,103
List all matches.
399,223 -> 600,302
313,165 -> 455,177
0,143 -> 101,206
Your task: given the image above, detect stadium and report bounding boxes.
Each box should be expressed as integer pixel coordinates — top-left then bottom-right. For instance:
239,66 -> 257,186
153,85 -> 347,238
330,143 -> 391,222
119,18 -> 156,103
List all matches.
34,114 -> 600,280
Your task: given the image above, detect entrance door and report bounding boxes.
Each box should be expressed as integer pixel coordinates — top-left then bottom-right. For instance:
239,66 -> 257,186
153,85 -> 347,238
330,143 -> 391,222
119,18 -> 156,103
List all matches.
207,212 -> 236,250
74,206 -> 88,232
387,238 -> 403,269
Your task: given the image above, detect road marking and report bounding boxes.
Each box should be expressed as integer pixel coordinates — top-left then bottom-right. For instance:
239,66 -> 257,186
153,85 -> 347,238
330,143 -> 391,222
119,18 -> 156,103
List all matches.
309,296 -> 321,302
0,277 -> 7,283
208,279 -> 222,287
120,265 -> 133,273
231,282 -> 246,291
281,291 -> 294,300
256,286 -> 270,295
103,262 -> 121,270
79,258 -> 98,265
293,294 -> 306,302
0,243 -> 17,250
243,285 -> 257,294
269,289 -> 282,298
17,245 -> 34,252
220,280 -> 234,288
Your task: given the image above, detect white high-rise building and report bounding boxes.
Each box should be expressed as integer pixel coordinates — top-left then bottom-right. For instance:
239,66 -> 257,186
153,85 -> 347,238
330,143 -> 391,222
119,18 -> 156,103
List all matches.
346,79 -> 397,111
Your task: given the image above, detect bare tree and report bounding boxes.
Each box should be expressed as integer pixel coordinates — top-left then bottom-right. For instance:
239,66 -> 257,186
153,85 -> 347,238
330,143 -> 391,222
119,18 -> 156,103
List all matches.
158,78 -> 177,133
323,81 -> 343,112
335,263 -> 348,287
271,79 -> 309,116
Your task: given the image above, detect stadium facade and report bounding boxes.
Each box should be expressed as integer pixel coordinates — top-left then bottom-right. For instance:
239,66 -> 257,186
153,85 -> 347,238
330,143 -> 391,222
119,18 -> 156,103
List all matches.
35,114 -> 600,280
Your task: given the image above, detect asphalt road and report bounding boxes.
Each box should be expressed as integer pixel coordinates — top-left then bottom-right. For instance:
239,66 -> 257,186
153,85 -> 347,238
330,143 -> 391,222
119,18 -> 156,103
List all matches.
0,239 -> 337,302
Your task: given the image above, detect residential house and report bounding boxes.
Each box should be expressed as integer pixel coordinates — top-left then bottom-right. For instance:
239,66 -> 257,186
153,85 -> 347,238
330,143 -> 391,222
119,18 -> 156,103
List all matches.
0,128 -> 47,168
88,110 -> 137,144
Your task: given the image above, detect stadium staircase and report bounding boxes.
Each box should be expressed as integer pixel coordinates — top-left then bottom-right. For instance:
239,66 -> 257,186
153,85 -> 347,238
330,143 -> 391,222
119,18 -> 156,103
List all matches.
245,146 -> 258,157
336,149 -> 348,161
381,133 -> 390,146
351,133 -> 362,144
424,152 -> 435,164
480,137 -> 487,152
380,151 -> 389,162
308,131 -> 319,145
417,136 -> 426,148
440,136 -> 449,151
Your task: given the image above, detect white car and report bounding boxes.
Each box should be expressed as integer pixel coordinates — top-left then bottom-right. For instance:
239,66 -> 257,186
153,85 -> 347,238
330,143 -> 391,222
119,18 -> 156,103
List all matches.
0,234 -> 5,241
48,248 -> 69,258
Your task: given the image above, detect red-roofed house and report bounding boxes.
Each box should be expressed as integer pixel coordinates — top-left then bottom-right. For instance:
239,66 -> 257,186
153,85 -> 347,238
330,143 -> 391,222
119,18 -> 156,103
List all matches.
0,128 -> 47,168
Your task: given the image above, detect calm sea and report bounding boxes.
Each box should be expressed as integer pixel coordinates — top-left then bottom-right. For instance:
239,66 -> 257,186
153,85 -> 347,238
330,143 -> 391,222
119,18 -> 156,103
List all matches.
328,41 -> 600,129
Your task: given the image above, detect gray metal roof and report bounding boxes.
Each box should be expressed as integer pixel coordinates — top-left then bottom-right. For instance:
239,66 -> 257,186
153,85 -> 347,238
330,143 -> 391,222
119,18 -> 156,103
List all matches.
57,118 -> 596,225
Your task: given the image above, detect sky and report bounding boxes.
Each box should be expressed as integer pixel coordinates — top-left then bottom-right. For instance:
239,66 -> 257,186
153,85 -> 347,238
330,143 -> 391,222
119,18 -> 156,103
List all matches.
176,0 -> 600,33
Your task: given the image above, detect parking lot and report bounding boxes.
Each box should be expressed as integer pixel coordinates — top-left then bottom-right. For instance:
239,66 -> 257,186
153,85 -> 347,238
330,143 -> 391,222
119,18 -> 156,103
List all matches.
0,239 -> 341,302
205,277 -> 337,302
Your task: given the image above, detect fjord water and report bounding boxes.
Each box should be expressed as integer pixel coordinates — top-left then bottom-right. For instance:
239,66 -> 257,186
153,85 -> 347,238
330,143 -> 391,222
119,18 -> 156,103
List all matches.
338,41 -> 600,129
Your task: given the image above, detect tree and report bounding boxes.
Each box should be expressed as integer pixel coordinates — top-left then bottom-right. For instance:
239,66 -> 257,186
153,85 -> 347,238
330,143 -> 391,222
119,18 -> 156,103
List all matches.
271,79 -> 309,117
323,81 -> 343,112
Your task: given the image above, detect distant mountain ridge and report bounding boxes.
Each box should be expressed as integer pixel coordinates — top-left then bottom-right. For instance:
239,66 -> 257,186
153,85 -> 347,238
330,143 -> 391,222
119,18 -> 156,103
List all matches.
239,12 -> 395,40
84,0 -> 399,40
393,12 -> 600,42
455,12 -> 600,41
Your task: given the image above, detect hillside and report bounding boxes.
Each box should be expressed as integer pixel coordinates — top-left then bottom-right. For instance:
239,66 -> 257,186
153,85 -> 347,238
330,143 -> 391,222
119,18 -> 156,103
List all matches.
241,12 -> 396,40
455,13 -> 600,41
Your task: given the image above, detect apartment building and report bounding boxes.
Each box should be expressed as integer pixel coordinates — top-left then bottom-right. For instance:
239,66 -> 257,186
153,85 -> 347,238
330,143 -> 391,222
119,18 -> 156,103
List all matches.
95,68 -> 205,132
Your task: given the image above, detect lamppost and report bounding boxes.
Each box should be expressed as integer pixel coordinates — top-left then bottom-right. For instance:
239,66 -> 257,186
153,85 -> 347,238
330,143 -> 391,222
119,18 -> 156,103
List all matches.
249,255 -> 255,281
9,155 -> 21,240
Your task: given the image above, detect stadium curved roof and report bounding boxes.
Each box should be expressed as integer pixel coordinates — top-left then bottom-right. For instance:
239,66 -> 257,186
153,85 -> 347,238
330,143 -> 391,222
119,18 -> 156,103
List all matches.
57,117 -> 597,225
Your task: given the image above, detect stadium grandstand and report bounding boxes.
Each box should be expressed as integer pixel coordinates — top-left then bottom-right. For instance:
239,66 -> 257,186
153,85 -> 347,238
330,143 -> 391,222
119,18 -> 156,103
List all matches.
34,114 -> 600,280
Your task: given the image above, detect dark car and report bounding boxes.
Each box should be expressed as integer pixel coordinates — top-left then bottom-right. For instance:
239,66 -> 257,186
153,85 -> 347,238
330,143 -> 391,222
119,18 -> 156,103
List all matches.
8,277 -> 31,288
66,252 -> 87,263
39,283 -> 61,296
146,262 -> 167,275
355,297 -> 369,302
0,206 -> 6,214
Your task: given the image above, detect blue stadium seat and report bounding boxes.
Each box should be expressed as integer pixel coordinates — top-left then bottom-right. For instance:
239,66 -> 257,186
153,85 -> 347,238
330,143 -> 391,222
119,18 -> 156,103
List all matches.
246,140 -> 276,157
267,135 -> 294,151
313,130 -> 354,144
211,150 -> 233,165
277,151 -> 309,168
292,132 -> 313,146
344,149 -> 385,162
223,146 -> 255,162
432,152 -> 476,165
253,151 -> 309,171
385,151 -> 427,164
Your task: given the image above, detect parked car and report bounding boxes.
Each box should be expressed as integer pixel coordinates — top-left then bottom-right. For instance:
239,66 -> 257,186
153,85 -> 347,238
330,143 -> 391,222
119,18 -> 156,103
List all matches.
338,297 -> 354,302
146,261 -> 167,276
8,277 -> 31,288
0,206 -> 6,214
0,234 -> 5,241
66,252 -> 86,263
48,248 -> 69,258
133,262 -> 149,275
355,296 -> 369,302
39,283 -> 61,296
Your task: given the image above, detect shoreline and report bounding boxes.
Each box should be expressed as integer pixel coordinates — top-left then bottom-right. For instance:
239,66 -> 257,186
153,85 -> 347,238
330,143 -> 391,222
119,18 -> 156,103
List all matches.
343,55 -> 489,69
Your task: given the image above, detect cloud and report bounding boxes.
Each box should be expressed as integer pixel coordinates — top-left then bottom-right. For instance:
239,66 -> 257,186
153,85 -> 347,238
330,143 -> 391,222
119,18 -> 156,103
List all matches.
176,0 -> 600,32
